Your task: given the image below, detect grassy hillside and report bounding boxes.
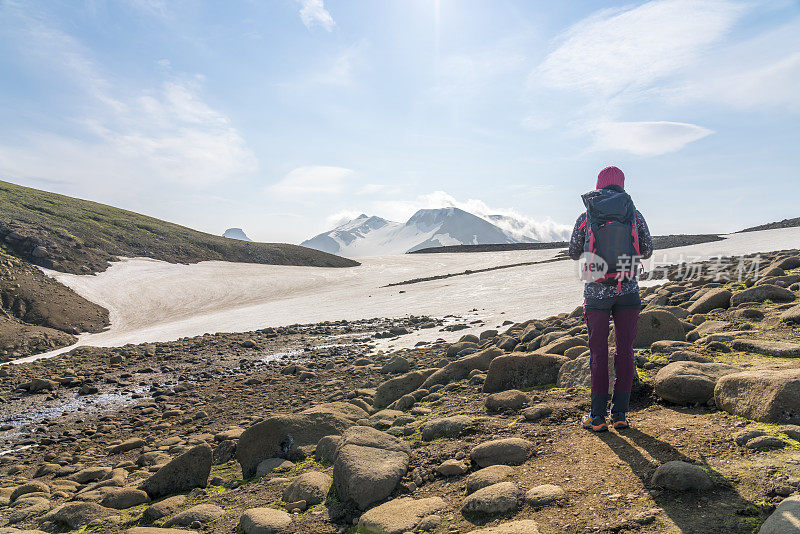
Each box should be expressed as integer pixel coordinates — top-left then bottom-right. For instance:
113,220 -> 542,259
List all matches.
0,180 -> 358,274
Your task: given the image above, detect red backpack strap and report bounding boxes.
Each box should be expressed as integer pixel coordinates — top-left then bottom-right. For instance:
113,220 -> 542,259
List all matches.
581,210 -> 595,252
631,206 -> 641,256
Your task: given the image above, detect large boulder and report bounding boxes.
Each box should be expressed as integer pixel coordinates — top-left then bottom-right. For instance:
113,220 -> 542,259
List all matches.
470,438 -> 533,468
332,426 -> 410,510
68,466 -> 113,483
239,507 -> 291,534
484,390 -> 529,412
357,497 -> 447,534
781,304 -> 800,324
654,362 -> 740,405
461,482 -> 519,515
731,339 -> 800,358
374,371 -> 428,409
140,443 -> 211,499
535,336 -> 586,355
99,487 -> 151,509
731,284 -> 796,306
687,288 -> 732,314
715,369 -> 800,424
758,495 -> 800,534
10,481 -> 49,502
483,353 -> 567,393
314,435 -> 340,463
466,465 -> 515,494
629,310 -> 685,348
687,320 -> 730,341
282,471 -> 331,506
421,348 -> 504,389
109,437 -> 147,454
237,412 -> 352,478
163,504 -> 224,527
38,502 -> 118,529
420,415 -> 473,441
447,341 -> 479,357
301,402 -> 369,421
380,355 -> 411,374
651,461 -> 713,491
25,378 -> 58,393
774,255 -> 800,270
525,484 -> 566,506
142,495 -> 186,522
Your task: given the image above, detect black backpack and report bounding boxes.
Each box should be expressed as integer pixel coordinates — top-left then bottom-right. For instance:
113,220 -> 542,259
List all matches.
580,186 -> 642,288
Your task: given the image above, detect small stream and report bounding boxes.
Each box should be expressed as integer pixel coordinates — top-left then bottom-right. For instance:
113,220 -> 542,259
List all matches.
0,388 -> 148,454
259,342 -> 355,363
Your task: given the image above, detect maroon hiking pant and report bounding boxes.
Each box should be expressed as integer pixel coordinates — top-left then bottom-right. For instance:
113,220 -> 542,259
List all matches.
585,306 -> 639,416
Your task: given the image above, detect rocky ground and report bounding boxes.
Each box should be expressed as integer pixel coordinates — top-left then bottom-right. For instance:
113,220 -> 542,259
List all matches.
1,249 -> 800,534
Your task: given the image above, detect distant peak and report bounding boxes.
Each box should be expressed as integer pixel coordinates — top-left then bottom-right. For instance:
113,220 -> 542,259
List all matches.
222,228 -> 251,241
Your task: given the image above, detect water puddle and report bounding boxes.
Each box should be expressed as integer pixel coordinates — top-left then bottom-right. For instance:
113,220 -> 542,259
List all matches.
0,444 -> 33,456
259,342 -> 355,363
0,388 -> 147,433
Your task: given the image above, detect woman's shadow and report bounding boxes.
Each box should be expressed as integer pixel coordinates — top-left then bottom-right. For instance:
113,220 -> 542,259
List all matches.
596,427 -> 762,533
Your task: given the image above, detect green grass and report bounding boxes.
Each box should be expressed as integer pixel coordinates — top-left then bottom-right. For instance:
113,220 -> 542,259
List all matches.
0,179 -> 359,274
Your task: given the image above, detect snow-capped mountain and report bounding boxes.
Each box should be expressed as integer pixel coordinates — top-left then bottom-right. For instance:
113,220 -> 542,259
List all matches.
300,207 -> 520,257
222,228 -> 252,241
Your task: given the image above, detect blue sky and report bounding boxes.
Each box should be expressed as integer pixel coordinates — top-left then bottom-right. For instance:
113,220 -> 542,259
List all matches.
0,0 -> 798,243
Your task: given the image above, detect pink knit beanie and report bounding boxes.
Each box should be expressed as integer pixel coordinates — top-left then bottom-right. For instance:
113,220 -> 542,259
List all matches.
596,166 -> 625,189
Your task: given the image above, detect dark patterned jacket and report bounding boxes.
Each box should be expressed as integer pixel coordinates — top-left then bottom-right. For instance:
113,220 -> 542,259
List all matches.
568,190 -> 654,299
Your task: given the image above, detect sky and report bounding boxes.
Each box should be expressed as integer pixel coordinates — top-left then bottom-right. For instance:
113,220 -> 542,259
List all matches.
0,0 -> 798,244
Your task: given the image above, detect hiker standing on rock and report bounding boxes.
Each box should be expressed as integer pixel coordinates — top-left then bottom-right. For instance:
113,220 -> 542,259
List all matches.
568,166 -> 653,432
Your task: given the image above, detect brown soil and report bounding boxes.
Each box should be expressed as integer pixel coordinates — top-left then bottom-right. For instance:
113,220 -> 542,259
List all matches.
0,317 -> 77,362
0,250 -> 109,361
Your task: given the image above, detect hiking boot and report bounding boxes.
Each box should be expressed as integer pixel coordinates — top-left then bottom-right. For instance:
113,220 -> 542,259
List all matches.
581,413 -> 608,432
612,414 -> 630,430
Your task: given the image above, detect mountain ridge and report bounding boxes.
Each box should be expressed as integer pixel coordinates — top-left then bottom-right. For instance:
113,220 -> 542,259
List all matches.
301,207 -> 561,257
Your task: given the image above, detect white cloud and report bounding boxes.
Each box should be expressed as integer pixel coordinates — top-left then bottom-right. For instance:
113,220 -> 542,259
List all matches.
536,0 -> 745,97
311,41 -> 366,87
325,210 -> 363,228
0,78 -> 256,189
434,37 -> 528,102
269,166 -> 354,196
357,183 -> 389,195
297,0 -> 335,31
520,112 -> 555,131
0,14 -> 256,192
590,121 -> 713,156
524,0 -> 793,157
664,21 -> 800,112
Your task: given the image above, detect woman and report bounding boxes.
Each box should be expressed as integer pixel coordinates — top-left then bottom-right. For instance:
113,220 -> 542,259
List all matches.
568,166 -> 653,432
